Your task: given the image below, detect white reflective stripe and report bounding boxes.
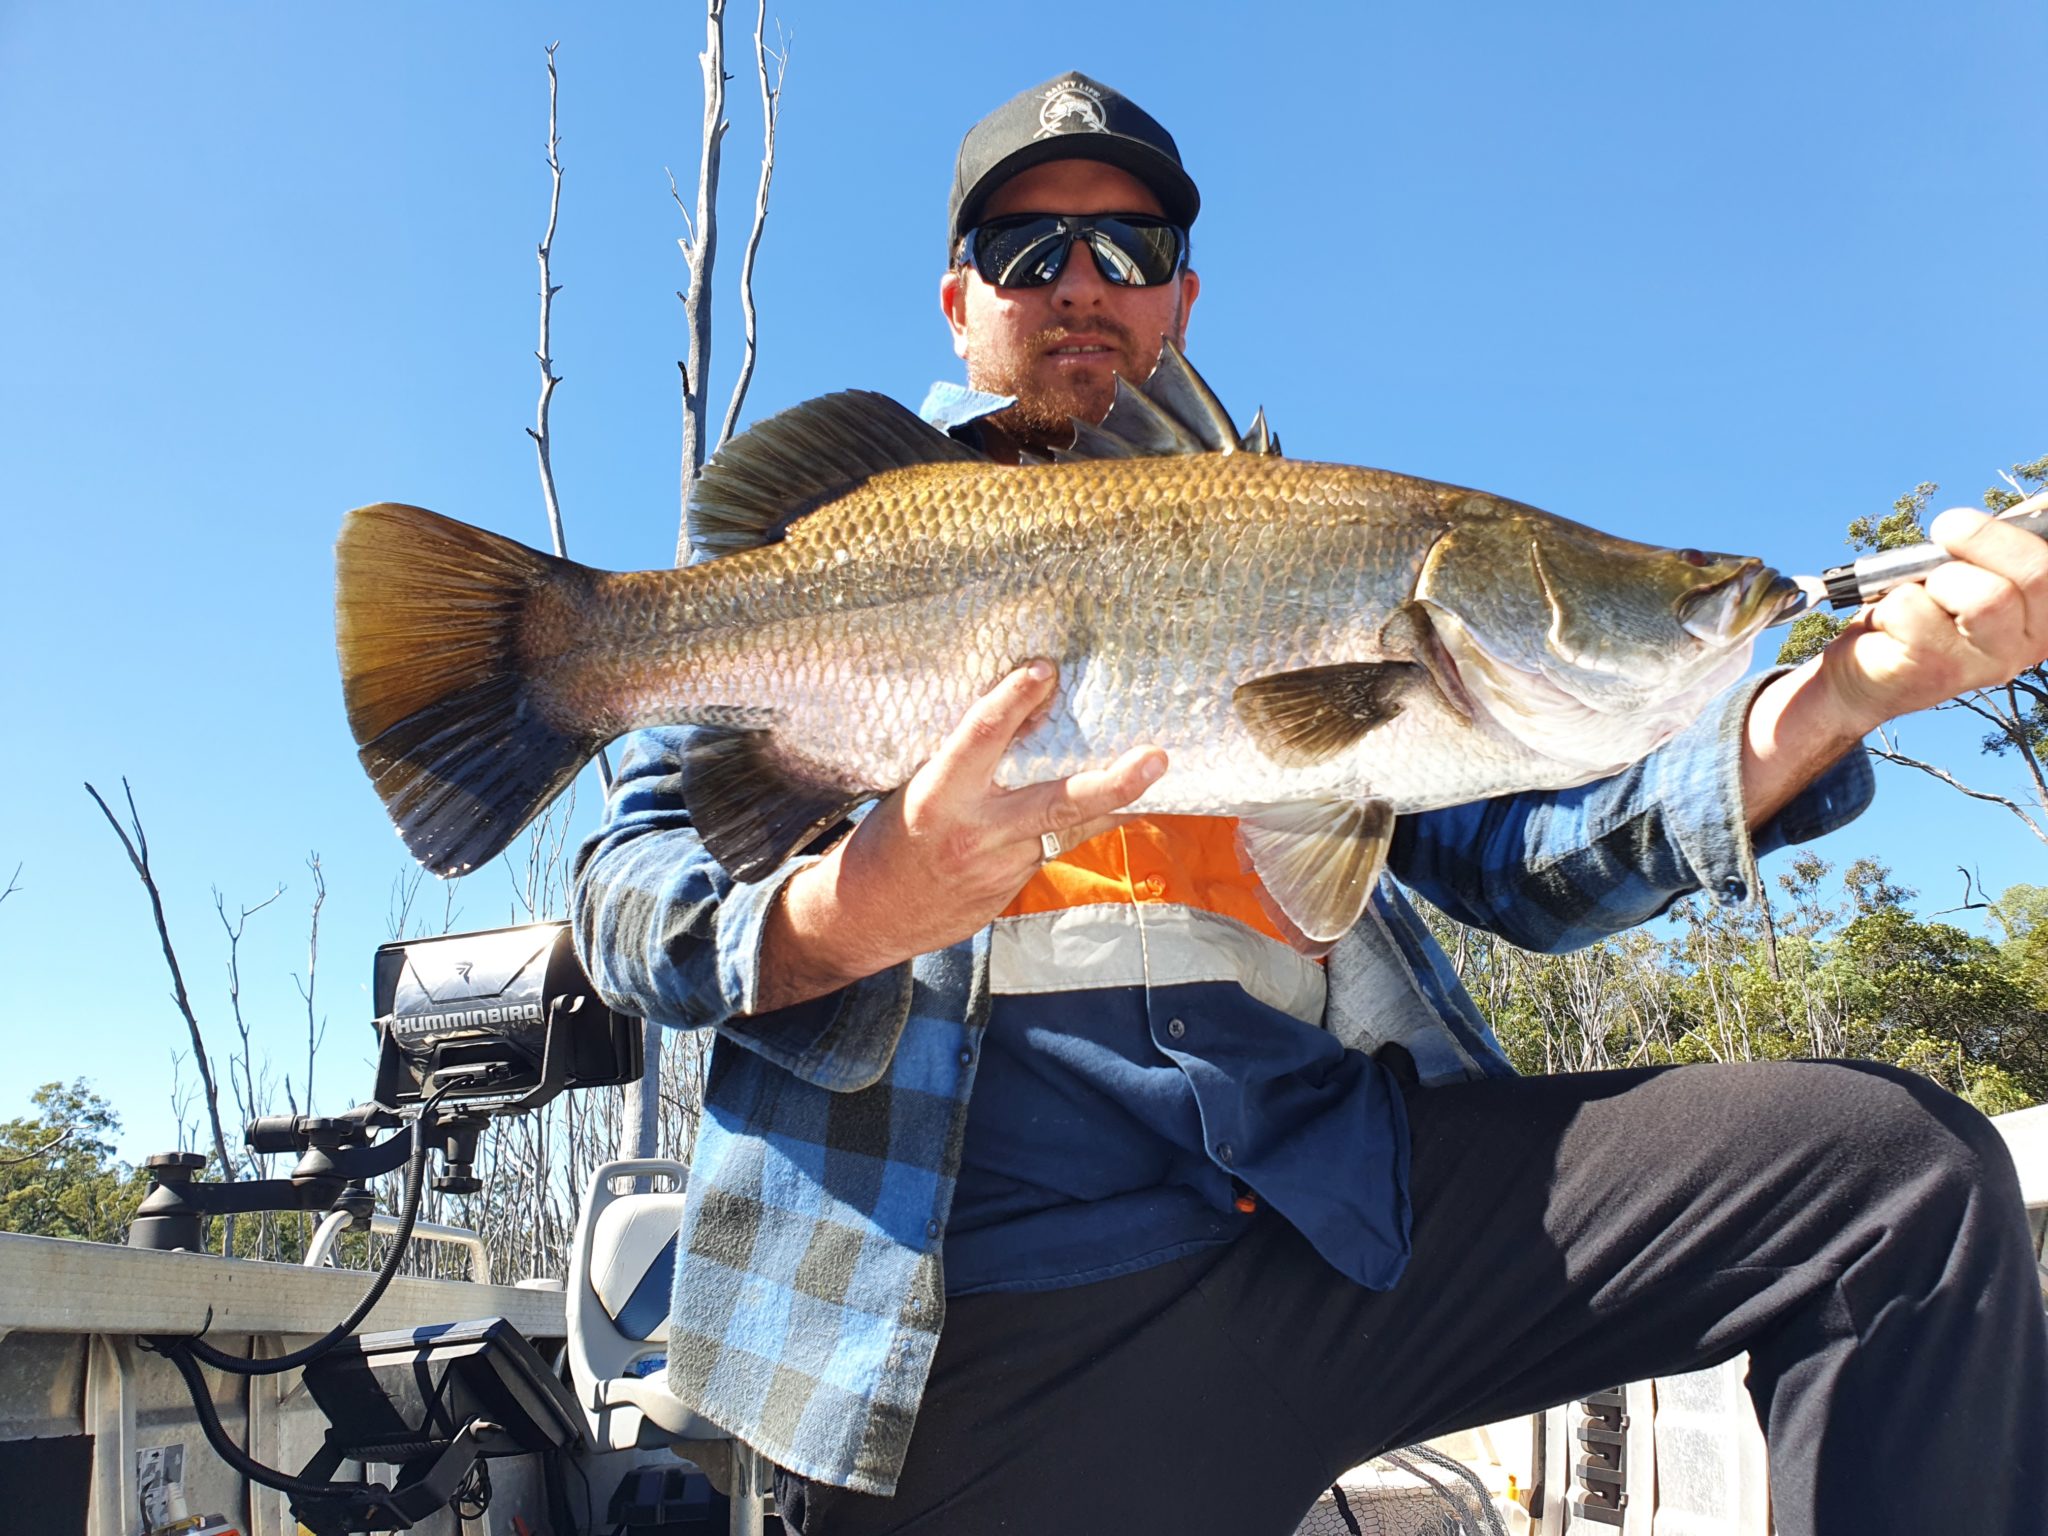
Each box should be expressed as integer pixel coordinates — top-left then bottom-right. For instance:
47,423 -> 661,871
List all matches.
989,902 -> 1327,1026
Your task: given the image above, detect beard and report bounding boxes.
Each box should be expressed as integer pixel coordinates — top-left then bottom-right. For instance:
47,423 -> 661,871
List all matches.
965,318 -> 1158,449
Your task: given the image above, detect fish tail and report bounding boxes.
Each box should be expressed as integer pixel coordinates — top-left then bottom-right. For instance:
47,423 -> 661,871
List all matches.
336,502 -> 601,875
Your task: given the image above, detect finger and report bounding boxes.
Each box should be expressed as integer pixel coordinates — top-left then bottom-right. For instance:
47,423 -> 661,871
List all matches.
1919,558 -> 2030,657
1932,506 -> 2048,630
1008,745 -> 1168,837
1048,813 -> 1131,858
925,660 -> 1058,796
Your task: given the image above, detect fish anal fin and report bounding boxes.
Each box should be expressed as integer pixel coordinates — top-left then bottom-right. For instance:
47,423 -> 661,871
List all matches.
1236,798 -> 1394,950
682,728 -> 868,883
688,391 -> 982,559
1233,662 -> 1420,767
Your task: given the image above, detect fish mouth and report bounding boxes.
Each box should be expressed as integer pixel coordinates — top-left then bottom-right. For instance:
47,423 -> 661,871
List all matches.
1678,562 -> 1806,644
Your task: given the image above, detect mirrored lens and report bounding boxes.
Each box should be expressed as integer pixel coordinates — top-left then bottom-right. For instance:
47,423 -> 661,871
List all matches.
976,220 -> 1074,287
968,215 -> 1184,289
1085,218 -> 1182,285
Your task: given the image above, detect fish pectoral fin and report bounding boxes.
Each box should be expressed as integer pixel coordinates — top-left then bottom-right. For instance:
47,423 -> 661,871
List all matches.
681,728 -> 868,884
1236,798 -> 1395,949
1233,663 -> 1420,766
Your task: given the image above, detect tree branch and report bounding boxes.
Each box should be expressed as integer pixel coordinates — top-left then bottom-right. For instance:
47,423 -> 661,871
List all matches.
1865,730 -> 2048,845
0,862 -> 20,905
717,2 -> 787,451
2002,678 -> 2048,806
86,779 -> 238,1252
0,1129 -> 75,1167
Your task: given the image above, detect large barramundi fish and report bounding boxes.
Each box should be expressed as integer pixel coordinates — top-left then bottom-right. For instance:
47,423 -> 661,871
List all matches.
336,345 -> 1801,946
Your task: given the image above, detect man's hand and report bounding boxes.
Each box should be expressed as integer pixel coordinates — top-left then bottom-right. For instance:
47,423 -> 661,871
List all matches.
1744,508 -> 2048,828
754,660 -> 1167,1012
1821,508 -> 2048,722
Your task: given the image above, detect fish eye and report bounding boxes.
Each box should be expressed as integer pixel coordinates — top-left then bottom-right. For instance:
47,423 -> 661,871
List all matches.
1676,548 -> 1710,567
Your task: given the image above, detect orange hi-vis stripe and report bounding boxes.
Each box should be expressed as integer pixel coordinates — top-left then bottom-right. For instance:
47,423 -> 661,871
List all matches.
998,814 -> 1292,946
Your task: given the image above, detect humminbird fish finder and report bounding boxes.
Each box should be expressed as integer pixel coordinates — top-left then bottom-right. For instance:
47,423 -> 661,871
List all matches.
372,920 -> 643,1114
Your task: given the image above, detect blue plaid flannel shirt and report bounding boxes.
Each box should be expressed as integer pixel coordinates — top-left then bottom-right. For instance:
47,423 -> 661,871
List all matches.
570,385 -> 1876,1494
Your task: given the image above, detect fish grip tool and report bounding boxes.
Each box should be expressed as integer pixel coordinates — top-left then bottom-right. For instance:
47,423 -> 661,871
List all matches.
1797,489 -> 2048,613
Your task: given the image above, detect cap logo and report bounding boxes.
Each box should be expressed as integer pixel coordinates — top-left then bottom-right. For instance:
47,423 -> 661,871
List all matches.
1035,79 -> 1106,138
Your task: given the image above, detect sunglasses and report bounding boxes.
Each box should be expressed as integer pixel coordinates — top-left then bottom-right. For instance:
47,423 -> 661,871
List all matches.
959,213 -> 1188,289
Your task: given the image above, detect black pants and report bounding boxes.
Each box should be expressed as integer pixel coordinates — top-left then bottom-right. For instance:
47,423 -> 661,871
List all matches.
778,1062 -> 2048,1535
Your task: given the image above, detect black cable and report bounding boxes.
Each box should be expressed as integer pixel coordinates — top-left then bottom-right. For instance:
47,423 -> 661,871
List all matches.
169,1087 -> 452,1376
149,1333 -> 382,1502
452,1458 -> 491,1520
136,1083 -> 491,1523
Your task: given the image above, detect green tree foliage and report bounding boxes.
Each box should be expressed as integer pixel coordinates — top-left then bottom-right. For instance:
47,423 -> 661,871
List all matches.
1422,854 -> 2048,1115
0,1080 -> 151,1243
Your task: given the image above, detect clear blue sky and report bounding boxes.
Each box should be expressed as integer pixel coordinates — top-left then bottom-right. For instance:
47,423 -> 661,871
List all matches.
3,3 -> 2044,1161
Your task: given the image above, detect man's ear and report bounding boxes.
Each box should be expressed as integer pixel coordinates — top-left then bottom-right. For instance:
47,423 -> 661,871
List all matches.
941,267 -> 971,360
1173,268 -> 1201,348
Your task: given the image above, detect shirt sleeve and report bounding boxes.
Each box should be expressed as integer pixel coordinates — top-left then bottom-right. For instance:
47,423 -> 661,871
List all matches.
1387,670 -> 1876,954
571,726 -> 916,1091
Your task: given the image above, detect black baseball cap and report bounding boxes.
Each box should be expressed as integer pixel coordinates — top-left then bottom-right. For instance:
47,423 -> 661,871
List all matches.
948,72 -> 1200,251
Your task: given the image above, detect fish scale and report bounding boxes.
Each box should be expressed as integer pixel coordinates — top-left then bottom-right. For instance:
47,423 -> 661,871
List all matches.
335,344 -> 1800,944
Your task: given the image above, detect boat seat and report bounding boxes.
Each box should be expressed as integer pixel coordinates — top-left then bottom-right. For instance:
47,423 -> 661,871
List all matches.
567,1156 -> 768,1532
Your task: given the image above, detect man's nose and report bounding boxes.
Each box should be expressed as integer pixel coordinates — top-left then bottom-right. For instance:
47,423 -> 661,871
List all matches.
1049,238 -> 1113,305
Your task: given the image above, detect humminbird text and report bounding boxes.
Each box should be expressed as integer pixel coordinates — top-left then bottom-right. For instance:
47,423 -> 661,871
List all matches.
393,1002 -> 544,1037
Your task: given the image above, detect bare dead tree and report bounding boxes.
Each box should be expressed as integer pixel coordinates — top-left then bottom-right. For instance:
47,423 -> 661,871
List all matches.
717,4 -> 789,451
672,0 -> 788,554
294,853 -> 327,1117
215,884 -> 283,1151
672,5 -> 728,550
530,42 -> 571,565
87,779 -> 238,1251
526,42 -> 613,794
214,882 -> 287,1255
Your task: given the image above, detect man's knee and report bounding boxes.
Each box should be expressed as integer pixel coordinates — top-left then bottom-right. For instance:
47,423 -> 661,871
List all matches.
1780,1062 -> 2030,1250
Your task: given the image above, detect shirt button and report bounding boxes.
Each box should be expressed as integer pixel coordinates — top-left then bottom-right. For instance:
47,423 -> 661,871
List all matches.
958,1047 -> 975,1067
1215,1142 -> 1235,1165
1166,1018 -> 1186,1040
925,1219 -> 941,1240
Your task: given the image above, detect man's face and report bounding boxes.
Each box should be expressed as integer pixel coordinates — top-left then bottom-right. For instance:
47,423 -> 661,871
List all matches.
942,159 -> 1200,447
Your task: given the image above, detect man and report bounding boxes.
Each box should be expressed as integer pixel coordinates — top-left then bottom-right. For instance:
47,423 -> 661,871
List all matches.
574,72 -> 2048,1535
